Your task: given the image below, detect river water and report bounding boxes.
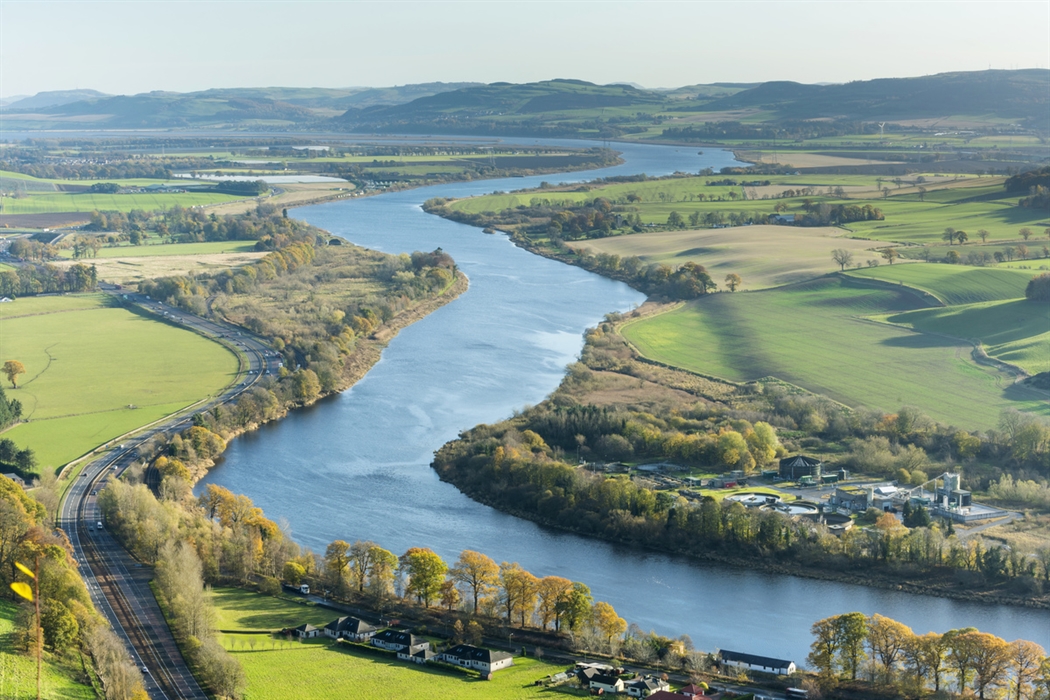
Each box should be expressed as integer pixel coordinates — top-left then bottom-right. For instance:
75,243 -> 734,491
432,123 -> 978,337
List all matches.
198,139 -> 1049,660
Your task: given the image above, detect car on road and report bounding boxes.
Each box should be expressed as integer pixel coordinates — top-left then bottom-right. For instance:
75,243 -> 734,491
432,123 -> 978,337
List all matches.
97,521 -> 103,529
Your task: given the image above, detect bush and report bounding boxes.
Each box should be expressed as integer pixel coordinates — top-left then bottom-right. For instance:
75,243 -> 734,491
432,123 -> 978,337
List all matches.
1025,273 -> 1050,302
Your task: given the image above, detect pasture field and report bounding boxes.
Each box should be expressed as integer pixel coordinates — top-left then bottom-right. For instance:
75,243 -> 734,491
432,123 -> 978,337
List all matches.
0,190 -> 243,215
846,263 -> 1038,305
57,240 -> 259,258
451,172 -> 1042,245
576,224 -> 891,289
0,293 -> 238,470
620,277 -> 1047,428
880,299 -> 1050,375
0,600 -> 95,699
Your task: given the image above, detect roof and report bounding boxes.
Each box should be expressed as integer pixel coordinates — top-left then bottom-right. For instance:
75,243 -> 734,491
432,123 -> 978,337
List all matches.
373,629 -> 421,646
325,616 -> 375,634
628,677 -> 665,690
780,455 -> 821,467
720,649 -> 794,668
577,668 -> 621,685
680,684 -> 706,694
293,623 -> 317,633
648,692 -> 689,700
403,648 -> 436,659
442,644 -> 512,664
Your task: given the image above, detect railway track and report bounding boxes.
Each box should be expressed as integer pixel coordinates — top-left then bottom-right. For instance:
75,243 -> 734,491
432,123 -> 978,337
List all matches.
58,288 -> 281,699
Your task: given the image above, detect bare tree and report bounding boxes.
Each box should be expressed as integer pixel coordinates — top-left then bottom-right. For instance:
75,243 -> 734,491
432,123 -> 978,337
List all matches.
832,249 -> 854,271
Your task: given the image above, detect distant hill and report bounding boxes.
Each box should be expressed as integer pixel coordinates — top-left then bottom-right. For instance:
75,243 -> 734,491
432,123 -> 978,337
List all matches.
0,83 -> 482,128
4,89 -> 110,110
699,69 -> 1050,123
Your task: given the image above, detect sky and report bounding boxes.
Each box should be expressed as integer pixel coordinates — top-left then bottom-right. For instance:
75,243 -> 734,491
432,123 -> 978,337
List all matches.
1,0 -> 1048,98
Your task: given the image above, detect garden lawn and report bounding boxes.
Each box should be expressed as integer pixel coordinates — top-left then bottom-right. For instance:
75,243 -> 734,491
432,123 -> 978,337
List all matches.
0,293 -> 238,470
620,277 -> 1048,429
880,299 -> 1050,375
0,600 -> 96,700
229,640 -> 566,700
847,263 -> 1038,305
210,587 -> 335,632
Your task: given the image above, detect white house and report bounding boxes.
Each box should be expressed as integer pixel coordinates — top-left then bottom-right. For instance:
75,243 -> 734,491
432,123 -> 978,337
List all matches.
371,629 -> 429,655
720,649 -> 797,676
322,616 -> 376,641
627,676 -> 671,697
438,644 -> 514,674
577,667 -> 625,694
398,647 -> 436,664
292,623 -> 320,639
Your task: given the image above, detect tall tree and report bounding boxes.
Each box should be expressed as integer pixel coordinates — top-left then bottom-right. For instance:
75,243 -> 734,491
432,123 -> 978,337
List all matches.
323,540 -> 350,594
536,576 -> 573,631
449,550 -> 499,614
867,613 -> 913,683
831,249 -> 854,271
809,616 -> 839,679
724,273 -> 742,291
2,361 -> 25,389
591,601 -> 627,646
836,612 -> 869,680
1009,639 -> 1045,700
398,547 -> 447,608
967,632 -> 1012,699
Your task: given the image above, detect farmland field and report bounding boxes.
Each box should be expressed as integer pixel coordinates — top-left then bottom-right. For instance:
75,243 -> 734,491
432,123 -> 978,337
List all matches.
0,293 -> 238,470
847,263 -> 1038,305
57,240 -> 259,258
577,224 -> 891,288
620,277 -> 1048,428
0,600 -> 95,699
210,587 -> 335,632
53,251 -> 267,284
0,190 -> 243,215
880,299 -> 1050,375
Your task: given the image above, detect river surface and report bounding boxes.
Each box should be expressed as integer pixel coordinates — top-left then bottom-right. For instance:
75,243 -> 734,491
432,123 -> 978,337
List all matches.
199,139 -> 1050,660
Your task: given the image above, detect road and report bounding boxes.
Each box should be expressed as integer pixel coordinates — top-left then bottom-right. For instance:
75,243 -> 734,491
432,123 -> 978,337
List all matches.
57,286 -> 282,700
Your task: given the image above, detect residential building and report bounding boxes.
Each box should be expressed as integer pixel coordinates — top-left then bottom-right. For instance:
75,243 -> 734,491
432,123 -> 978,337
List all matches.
577,667 -> 624,694
371,629 -> 429,655
627,676 -> 671,697
292,623 -> 320,639
438,644 -> 514,674
398,647 -> 436,664
323,616 -> 376,641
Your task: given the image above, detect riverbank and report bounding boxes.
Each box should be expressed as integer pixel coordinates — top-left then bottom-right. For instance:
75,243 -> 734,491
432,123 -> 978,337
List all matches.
183,270 -> 469,485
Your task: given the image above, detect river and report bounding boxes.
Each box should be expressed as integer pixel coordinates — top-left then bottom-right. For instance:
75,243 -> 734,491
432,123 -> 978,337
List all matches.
198,139 -> 1050,661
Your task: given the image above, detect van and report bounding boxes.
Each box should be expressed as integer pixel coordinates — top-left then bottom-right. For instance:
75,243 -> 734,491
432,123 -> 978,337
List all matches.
97,521 -> 103,530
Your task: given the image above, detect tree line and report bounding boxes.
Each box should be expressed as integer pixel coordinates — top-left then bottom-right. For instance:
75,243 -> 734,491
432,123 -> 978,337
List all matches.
0,261 -> 97,298
807,611 -> 1047,700
0,475 -> 148,699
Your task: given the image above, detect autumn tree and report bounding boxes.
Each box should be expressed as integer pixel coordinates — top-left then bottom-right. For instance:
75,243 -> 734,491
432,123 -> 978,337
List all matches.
450,550 -> 499,614
809,616 -> 840,679
439,578 -> 461,611
881,248 -> 899,265
836,612 -> 869,680
967,632 -> 1012,699
2,360 -> 25,389
1009,639 -> 1045,700
591,600 -> 627,646
867,613 -> 913,683
555,581 -> 593,632
535,576 -> 573,631
399,547 -> 447,608
831,249 -> 854,271
497,561 -> 538,625
724,273 -> 742,291
1020,227 -> 1033,241
324,540 -> 351,594
978,229 -> 990,243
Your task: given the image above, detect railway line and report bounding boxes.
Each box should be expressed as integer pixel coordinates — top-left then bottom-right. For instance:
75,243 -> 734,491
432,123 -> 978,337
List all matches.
57,287 -> 282,699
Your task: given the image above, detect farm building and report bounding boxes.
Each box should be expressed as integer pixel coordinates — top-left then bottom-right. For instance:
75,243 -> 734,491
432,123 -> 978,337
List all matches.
438,643 -> 514,674
720,649 -> 796,675
779,455 -> 822,480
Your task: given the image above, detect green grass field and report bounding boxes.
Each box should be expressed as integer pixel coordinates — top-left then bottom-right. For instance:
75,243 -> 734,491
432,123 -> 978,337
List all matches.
0,601 -> 95,699
621,277 -> 1048,428
0,293 -> 238,470
0,191 -> 243,215
58,240 -> 259,259
209,587 -> 567,700
881,299 -> 1050,375
846,263 -> 1038,305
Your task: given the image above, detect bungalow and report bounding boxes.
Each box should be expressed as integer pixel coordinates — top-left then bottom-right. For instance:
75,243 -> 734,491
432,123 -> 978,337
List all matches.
438,644 -> 514,674
371,629 -> 429,655
323,616 -> 376,641
398,647 -> 437,664
292,623 -> 320,639
577,667 -> 624,694
648,693 -> 690,700
627,676 -> 671,697
678,684 -> 706,697
719,649 -> 796,676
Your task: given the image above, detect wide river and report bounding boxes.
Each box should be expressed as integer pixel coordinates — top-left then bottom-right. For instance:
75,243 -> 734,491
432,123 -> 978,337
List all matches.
199,139 -> 1049,660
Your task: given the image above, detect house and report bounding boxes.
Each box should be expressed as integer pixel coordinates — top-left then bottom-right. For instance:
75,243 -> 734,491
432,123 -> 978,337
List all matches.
370,629 -> 429,654
292,623 -> 320,639
398,647 -> 436,664
779,455 -> 822,481
648,692 -> 690,700
627,675 -> 671,697
323,616 -> 376,641
438,644 -> 514,674
719,649 -> 796,676
2,473 -> 26,489
577,667 -> 624,694
679,684 -> 706,697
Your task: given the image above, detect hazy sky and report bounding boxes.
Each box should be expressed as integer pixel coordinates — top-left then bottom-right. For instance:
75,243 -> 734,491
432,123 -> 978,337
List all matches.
1,0 -> 1047,98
